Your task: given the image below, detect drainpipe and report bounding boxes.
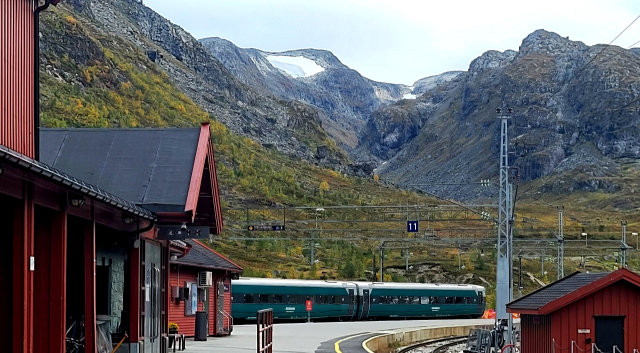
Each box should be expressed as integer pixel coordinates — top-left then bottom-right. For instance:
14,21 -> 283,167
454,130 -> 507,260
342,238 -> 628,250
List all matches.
34,0 -> 56,160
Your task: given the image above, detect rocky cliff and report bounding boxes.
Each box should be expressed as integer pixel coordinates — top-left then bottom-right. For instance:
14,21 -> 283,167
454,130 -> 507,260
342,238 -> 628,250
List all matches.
199,37 -> 410,151
366,30 -> 640,205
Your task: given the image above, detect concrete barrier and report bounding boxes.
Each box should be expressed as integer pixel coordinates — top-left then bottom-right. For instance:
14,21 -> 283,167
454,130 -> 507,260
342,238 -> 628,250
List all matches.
362,324 -> 490,353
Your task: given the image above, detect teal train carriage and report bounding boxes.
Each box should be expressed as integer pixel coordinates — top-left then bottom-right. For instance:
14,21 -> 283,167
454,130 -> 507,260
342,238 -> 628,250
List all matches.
232,278 -> 358,321
232,278 -> 486,321
365,282 -> 486,319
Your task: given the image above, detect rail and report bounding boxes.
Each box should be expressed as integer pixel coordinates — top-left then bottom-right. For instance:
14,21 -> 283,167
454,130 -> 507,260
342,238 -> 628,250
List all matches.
257,309 -> 273,353
221,309 -> 233,332
397,336 -> 466,353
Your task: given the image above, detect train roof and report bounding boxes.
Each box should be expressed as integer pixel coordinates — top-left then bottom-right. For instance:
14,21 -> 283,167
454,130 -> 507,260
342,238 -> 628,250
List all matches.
234,277 -> 485,292
234,277 -> 355,288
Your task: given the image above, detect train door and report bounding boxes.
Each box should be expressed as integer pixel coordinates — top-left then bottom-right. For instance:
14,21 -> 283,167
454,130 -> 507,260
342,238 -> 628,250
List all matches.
361,289 -> 371,319
348,289 -> 356,320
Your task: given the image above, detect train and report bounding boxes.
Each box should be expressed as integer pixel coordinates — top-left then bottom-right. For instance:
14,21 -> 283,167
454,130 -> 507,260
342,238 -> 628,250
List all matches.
231,277 -> 486,321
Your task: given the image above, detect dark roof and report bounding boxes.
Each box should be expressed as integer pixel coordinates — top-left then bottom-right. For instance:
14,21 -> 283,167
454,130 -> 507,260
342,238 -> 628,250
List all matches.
0,144 -> 153,219
172,239 -> 242,272
41,128 -> 200,212
507,271 -> 609,311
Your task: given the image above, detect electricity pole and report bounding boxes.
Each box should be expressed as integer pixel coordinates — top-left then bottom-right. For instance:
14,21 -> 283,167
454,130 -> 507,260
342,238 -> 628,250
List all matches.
557,206 -> 564,280
496,107 -> 513,348
621,220 -> 628,268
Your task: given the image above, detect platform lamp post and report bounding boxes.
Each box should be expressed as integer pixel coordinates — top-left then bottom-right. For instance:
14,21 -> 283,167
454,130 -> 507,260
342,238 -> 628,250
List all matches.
582,232 -> 588,248
633,233 -> 639,251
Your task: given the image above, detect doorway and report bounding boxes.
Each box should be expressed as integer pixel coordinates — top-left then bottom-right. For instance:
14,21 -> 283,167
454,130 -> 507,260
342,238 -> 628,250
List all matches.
595,316 -> 624,352
143,241 -> 162,353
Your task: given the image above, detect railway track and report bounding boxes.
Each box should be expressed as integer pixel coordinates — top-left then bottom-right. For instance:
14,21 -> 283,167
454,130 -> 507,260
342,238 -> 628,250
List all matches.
397,336 -> 467,353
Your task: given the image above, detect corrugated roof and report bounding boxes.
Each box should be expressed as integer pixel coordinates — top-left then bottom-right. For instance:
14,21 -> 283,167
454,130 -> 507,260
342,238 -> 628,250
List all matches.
507,271 -> 609,311
40,128 -> 200,212
0,145 -> 154,219
173,239 -> 242,272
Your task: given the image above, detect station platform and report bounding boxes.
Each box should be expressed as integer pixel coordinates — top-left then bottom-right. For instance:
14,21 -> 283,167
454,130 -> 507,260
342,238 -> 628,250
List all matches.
182,319 -> 493,353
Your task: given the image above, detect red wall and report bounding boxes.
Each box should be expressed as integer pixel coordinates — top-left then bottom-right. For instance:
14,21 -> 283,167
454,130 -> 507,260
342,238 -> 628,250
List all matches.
0,0 -> 35,158
169,265 -> 234,337
521,314 -> 552,353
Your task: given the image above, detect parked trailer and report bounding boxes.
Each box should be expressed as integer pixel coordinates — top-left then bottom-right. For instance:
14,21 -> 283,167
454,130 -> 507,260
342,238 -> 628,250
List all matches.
232,278 -> 485,321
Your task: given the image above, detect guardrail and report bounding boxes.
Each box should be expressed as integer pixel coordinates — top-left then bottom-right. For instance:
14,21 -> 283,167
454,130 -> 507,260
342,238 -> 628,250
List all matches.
257,309 -> 273,353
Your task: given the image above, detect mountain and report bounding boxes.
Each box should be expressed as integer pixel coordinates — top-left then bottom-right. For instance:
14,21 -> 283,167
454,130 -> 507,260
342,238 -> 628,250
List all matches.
43,0 -> 355,172
365,29 -> 640,207
199,37 -> 409,152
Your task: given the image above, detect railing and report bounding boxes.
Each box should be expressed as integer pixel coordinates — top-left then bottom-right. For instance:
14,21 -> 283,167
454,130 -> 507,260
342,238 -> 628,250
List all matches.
257,309 -> 273,353
220,309 -> 234,332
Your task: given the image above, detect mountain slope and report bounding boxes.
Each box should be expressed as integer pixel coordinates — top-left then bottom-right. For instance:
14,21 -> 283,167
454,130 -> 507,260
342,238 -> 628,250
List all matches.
366,30 -> 640,208
199,37 -> 410,152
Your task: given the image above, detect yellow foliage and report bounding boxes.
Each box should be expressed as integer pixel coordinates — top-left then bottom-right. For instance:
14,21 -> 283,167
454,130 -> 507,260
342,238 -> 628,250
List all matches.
319,181 -> 329,193
373,174 -> 379,181
64,15 -> 77,26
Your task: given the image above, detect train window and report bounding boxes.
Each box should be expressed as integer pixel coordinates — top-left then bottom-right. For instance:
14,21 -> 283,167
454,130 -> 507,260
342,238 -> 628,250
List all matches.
420,296 -> 430,304
377,296 -> 385,304
340,295 -> 347,304
298,295 -> 309,303
371,296 -> 379,304
259,294 -> 269,303
316,295 -> 324,304
445,297 -> 454,304
271,294 -> 283,304
410,297 -> 420,305
287,295 -> 298,304
430,297 -> 438,304
455,297 -> 464,304
329,295 -> 336,304
470,297 -> 478,304
437,297 -> 446,304
244,294 -> 255,303
390,296 -> 399,304
399,296 -> 409,304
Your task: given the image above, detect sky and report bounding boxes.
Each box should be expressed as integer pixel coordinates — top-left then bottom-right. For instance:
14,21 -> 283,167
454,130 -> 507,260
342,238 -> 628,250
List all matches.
143,0 -> 640,85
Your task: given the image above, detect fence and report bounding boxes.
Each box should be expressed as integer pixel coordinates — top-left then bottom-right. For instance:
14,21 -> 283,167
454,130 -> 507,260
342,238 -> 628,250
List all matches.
257,309 -> 273,353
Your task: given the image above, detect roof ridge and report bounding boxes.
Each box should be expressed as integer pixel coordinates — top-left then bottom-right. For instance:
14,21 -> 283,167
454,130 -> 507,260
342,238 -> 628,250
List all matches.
191,239 -> 243,270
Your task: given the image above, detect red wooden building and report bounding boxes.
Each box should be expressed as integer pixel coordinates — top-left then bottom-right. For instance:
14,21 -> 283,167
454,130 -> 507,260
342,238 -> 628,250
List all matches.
2,1 -> 229,352
507,269 -> 640,353
169,239 -> 242,337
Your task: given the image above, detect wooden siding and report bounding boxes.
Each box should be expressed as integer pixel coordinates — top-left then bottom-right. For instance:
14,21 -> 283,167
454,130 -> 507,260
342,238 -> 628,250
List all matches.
550,281 -> 640,352
520,314 -> 552,353
168,266 -> 202,337
0,0 -> 35,158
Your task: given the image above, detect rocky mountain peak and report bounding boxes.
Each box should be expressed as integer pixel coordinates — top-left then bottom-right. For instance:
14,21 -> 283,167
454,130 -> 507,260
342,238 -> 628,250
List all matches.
468,49 -> 516,73
518,29 -> 587,57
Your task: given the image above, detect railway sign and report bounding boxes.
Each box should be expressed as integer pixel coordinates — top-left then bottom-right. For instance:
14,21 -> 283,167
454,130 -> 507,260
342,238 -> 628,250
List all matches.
306,300 -> 313,311
157,225 -> 210,240
407,220 -> 419,232
247,225 -> 286,231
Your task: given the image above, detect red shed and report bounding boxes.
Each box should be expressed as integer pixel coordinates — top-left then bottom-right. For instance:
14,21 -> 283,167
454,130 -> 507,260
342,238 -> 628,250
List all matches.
507,269 -> 640,353
169,239 -> 242,337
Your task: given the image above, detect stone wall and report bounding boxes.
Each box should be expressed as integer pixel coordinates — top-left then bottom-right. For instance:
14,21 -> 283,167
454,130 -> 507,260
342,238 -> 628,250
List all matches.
97,246 -> 127,332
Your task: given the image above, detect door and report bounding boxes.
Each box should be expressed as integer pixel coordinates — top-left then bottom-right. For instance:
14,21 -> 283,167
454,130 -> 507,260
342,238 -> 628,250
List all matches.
595,316 -> 624,352
144,242 -> 162,353
348,289 -> 356,320
217,281 -> 225,334
360,289 -> 371,319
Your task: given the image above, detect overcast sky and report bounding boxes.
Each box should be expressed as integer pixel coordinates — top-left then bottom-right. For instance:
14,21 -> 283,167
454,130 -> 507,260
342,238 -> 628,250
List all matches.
143,0 -> 640,85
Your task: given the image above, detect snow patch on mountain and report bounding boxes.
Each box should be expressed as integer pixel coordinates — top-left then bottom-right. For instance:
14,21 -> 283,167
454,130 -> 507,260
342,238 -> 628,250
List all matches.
403,88 -> 417,99
266,55 -> 324,78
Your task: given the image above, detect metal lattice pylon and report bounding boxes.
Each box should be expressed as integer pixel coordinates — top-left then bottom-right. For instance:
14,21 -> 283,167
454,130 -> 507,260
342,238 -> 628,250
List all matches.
495,108 -> 513,348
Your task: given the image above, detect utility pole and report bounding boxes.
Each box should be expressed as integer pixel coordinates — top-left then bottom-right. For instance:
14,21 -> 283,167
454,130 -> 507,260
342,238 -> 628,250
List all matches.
518,255 -> 523,298
496,107 -> 513,349
379,242 -> 385,283
621,220 -> 628,268
557,206 -> 564,280
405,249 -> 409,271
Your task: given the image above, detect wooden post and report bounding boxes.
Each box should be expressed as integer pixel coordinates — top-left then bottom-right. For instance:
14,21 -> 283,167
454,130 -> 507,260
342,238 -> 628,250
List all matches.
49,199 -> 67,352
13,182 -> 34,353
129,236 -> 141,343
84,204 -> 97,353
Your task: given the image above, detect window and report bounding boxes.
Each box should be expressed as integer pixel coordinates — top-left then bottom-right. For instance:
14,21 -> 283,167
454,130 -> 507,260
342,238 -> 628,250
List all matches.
430,297 -> 438,304
420,296 -> 430,304
316,295 -> 324,304
298,295 -> 309,303
445,297 -> 454,304
244,294 -> 254,303
399,296 -> 409,304
371,296 -> 380,304
287,295 -> 298,304
455,297 -> 464,304
437,296 -> 446,304
259,294 -> 269,303
410,296 -> 420,305
271,294 -> 283,304
328,295 -> 336,304
389,296 -> 399,304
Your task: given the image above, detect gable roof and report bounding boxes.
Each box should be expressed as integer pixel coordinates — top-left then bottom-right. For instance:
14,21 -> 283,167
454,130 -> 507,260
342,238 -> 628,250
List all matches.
507,268 -> 640,315
40,123 -> 223,233
172,239 -> 242,272
0,144 -> 154,220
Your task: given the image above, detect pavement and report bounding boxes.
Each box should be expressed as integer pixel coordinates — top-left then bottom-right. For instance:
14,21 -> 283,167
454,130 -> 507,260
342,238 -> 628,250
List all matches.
180,319 -> 493,353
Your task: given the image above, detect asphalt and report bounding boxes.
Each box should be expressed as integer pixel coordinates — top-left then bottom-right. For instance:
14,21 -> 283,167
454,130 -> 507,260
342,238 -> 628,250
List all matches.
181,319 -> 493,353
